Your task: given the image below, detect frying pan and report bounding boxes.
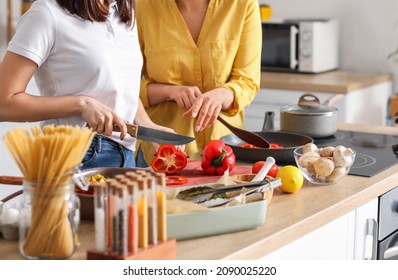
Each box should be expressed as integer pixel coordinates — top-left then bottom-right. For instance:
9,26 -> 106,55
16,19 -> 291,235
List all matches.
221,131 -> 313,164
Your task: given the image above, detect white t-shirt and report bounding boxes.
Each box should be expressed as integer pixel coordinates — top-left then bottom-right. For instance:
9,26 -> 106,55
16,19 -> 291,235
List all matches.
7,0 -> 142,151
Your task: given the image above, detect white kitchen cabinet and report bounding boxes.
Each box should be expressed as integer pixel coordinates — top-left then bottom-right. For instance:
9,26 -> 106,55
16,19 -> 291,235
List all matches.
261,211 -> 356,260
244,71 -> 393,132
260,198 -> 379,260
353,198 -> 378,260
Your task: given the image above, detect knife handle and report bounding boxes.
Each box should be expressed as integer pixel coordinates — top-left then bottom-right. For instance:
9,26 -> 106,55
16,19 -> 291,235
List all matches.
113,124 -> 138,138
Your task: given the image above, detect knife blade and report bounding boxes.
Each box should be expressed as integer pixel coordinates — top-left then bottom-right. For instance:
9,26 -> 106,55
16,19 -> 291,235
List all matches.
113,124 -> 195,145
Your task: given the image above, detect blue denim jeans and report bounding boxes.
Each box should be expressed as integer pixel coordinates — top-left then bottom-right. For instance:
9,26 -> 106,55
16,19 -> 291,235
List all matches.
135,145 -> 149,168
81,135 -> 135,170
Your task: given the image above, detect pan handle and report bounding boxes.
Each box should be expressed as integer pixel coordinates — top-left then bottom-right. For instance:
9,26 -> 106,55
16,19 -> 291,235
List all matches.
0,176 -> 23,186
1,190 -> 23,203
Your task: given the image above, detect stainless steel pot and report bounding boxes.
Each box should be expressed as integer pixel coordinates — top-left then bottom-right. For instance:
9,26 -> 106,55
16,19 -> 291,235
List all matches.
280,93 -> 342,138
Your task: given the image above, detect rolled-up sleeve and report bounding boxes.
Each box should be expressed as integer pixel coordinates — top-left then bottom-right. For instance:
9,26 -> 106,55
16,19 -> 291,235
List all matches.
222,0 -> 262,116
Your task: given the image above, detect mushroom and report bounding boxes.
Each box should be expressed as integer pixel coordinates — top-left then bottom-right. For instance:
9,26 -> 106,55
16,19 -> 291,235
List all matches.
334,147 -> 355,168
326,166 -> 347,182
332,145 -> 346,158
319,146 -> 335,157
298,151 -> 320,168
303,143 -> 318,154
313,158 -> 335,177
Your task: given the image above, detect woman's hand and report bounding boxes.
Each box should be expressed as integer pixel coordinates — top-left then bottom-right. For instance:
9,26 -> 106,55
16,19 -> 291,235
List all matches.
183,88 -> 234,131
167,85 -> 202,109
80,96 -> 127,139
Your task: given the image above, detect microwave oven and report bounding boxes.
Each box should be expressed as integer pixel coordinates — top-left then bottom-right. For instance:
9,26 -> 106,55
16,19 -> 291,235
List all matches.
261,19 -> 339,73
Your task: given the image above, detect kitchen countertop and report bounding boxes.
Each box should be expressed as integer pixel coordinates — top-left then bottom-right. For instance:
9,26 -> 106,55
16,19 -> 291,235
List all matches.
261,71 -> 393,93
1,123 -> 398,260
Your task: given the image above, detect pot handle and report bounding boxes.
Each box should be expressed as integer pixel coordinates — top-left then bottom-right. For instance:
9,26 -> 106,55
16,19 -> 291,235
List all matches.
322,94 -> 344,107
298,93 -> 321,108
262,111 -> 275,132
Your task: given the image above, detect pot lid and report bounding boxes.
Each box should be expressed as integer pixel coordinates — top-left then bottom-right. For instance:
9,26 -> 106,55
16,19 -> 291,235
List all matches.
281,93 -> 338,116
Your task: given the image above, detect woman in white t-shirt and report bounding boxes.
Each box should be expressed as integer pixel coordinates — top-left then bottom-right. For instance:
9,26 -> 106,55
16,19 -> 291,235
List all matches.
0,0 -> 176,169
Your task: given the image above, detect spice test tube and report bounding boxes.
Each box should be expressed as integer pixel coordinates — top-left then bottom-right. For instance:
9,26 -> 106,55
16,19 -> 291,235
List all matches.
114,174 -> 129,184
117,185 -> 128,257
105,181 -> 114,252
147,177 -> 158,245
137,178 -> 148,249
126,181 -> 138,254
94,183 -> 106,252
156,173 -> 167,241
109,180 -> 120,254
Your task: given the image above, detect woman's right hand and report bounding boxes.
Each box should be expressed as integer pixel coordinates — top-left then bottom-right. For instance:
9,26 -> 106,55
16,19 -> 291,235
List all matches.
80,96 -> 127,140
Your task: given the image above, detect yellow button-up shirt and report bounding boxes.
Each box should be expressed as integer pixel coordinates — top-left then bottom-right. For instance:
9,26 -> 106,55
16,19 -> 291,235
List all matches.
136,0 -> 262,163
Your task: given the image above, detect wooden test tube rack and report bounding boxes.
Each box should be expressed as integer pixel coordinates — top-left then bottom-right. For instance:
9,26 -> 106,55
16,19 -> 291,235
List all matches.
86,238 -> 176,260
86,172 -> 174,260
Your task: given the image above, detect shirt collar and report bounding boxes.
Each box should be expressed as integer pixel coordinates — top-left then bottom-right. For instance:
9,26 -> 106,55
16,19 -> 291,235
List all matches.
108,1 -> 118,14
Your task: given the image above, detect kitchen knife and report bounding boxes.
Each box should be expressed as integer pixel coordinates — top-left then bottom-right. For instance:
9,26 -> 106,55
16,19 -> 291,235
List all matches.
113,124 -> 195,145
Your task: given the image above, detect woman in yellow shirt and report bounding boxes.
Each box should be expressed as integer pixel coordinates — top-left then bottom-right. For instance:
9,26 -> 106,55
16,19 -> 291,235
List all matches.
135,0 -> 262,166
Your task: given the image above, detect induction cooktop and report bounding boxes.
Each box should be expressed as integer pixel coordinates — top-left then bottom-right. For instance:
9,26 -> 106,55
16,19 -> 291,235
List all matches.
313,130 -> 398,177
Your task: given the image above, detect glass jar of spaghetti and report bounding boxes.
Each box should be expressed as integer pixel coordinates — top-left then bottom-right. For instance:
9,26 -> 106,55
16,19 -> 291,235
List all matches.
18,176 -> 80,260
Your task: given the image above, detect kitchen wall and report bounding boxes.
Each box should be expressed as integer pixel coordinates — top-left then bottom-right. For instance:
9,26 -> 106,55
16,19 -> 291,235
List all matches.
1,0 -> 398,86
260,0 -> 398,93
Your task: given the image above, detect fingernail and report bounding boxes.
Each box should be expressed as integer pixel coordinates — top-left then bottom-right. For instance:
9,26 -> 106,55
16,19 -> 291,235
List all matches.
192,112 -> 197,118
195,125 -> 201,132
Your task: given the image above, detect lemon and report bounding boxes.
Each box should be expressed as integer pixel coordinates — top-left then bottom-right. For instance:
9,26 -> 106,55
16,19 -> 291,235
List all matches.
276,165 -> 304,193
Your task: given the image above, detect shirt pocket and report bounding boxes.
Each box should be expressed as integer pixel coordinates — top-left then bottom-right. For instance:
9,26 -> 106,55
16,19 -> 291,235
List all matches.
211,40 -> 237,85
144,47 -> 181,83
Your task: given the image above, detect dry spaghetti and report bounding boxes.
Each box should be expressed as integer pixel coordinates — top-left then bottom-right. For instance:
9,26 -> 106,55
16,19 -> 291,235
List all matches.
3,125 -> 95,258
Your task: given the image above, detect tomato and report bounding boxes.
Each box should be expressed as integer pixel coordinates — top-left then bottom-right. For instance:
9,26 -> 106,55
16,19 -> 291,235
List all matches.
251,161 -> 279,178
239,143 -> 259,149
240,143 -> 284,149
269,143 -> 284,149
151,144 -> 187,175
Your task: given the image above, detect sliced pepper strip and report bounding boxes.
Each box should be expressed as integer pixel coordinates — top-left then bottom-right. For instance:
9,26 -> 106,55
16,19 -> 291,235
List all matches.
166,175 -> 188,186
151,144 -> 187,175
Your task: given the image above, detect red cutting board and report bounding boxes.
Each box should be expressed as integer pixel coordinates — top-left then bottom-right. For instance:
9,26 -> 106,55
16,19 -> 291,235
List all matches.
170,160 -> 252,187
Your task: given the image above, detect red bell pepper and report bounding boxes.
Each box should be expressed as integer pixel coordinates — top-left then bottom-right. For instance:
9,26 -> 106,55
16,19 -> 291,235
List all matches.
201,140 -> 236,175
151,144 -> 187,175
